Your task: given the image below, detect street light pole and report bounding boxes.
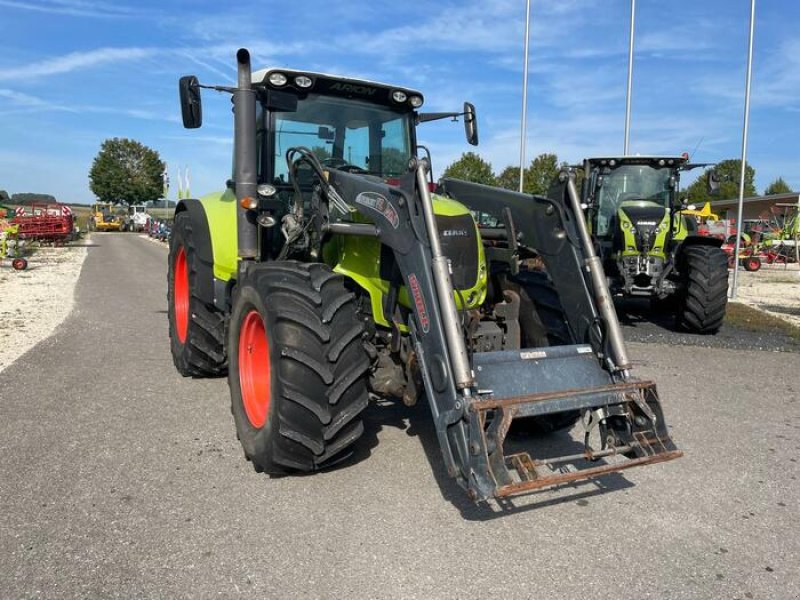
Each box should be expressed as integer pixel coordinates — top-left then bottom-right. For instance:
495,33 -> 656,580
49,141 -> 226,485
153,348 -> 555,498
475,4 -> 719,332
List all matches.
518,0 -> 531,193
623,0 -> 636,155
730,0 -> 756,300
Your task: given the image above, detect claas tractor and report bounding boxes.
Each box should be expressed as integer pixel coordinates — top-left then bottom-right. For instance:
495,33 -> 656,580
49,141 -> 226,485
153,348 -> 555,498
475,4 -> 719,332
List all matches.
168,48 -> 680,502
580,156 -> 729,334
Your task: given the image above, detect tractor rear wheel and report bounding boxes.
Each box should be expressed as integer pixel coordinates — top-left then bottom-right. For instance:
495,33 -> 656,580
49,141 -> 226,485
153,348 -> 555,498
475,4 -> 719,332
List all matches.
678,245 -> 729,334
228,261 -> 370,474
168,212 -> 226,377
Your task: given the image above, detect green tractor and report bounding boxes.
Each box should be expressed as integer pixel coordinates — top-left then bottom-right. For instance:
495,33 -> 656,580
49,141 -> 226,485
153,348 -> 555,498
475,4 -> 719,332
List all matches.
169,49 -> 680,502
580,156 -> 729,333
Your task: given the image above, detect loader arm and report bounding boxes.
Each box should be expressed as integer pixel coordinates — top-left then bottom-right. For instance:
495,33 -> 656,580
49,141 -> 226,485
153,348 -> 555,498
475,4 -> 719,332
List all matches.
439,178 -> 602,356
329,165 -> 681,502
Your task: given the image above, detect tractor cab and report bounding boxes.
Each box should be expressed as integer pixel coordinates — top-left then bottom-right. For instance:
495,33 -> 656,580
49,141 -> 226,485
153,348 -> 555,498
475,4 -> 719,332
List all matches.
251,68 -> 425,187
584,157 -> 685,253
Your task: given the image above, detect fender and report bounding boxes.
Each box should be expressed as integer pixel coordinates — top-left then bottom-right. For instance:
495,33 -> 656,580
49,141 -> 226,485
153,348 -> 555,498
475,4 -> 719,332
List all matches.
673,234 -> 724,271
175,199 -> 216,306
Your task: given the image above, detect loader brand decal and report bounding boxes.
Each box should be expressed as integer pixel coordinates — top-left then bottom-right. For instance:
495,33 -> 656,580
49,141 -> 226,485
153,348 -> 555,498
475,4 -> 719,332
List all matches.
330,82 -> 377,96
635,221 -> 658,227
355,191 -> 399,228
407,273 -> 430,333
520,350 -> 547,360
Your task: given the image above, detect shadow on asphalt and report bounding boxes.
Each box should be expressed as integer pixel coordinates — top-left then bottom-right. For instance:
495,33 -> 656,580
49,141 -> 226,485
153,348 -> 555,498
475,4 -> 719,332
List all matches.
615,297 -> 678,332
351,398 -> 636,520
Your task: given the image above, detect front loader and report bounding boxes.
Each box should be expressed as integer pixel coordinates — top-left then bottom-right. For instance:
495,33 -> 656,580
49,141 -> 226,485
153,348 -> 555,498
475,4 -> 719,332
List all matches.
168,48 -> 680,502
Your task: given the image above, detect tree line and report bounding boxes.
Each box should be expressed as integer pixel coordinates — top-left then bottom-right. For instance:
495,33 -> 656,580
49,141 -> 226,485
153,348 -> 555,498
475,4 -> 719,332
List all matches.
440,152 -> 795,200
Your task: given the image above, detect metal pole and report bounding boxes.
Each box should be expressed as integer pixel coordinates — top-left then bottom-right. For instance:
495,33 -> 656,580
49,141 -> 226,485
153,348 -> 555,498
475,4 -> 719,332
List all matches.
730,0 -> 756,300
518,0 -> 531,193
623,0 -> 636,155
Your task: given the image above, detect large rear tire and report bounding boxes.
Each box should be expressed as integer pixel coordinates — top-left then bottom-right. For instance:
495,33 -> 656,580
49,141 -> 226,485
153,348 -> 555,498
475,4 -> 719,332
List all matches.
168,212 -> 226,377
678,245 -> 729,334
228,261 -> 370,474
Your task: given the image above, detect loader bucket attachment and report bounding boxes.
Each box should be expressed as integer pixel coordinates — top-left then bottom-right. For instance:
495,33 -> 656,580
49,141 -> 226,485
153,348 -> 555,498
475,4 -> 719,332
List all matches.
464,345 -> 682,500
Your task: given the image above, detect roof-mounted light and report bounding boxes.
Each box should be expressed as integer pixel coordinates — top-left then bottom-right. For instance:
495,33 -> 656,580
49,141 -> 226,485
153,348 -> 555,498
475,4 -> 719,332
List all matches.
409,95 -> 423,108
268,72 -> 288,86
294,75 -> 313,89
391,90 -> 407,103
658,159 -> 666,166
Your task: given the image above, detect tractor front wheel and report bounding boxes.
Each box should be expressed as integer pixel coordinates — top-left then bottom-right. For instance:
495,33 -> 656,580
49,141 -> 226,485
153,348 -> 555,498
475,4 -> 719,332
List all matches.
168,212 -> 226,377
678,245 -> 729,334
228,262 -> 370,474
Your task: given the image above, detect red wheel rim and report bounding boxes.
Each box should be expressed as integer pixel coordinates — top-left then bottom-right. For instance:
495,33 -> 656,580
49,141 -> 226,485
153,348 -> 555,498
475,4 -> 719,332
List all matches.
174,246 -> 189,343
239,310 -> 271,428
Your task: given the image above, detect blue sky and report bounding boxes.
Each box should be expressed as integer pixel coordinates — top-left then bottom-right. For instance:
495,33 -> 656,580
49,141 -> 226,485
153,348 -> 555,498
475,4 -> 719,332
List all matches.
0,0 -> 797,204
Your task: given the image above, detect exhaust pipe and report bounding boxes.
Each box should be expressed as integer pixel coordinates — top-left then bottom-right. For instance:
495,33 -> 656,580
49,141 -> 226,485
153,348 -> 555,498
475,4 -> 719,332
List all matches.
234,48 -> 258,259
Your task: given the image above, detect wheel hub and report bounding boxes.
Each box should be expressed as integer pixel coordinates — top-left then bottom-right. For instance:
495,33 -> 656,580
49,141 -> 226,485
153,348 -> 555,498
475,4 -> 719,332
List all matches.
174,246 -> 189,343
239,310 -> 271,428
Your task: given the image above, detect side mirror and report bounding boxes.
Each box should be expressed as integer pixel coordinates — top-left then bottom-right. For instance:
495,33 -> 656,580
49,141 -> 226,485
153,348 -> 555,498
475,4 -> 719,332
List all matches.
179,75 -> 202,129
707,171 -> 720,195
463,102 -> 478,146
317,126 -> 334,141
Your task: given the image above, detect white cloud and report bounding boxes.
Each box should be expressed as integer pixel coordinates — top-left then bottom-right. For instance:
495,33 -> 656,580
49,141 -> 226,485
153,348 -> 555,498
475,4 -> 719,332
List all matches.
0,0 -> 134,18
0,88 -> 72,110
0,47 -> 158,82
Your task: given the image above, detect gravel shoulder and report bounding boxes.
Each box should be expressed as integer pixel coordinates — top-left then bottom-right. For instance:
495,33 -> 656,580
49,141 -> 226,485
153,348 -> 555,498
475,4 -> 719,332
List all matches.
0,241 -> 89,373
731,264 -> 800,328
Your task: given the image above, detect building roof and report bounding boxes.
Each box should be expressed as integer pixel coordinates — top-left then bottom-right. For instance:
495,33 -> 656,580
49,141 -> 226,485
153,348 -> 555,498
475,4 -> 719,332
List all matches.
711,192 -> 799,209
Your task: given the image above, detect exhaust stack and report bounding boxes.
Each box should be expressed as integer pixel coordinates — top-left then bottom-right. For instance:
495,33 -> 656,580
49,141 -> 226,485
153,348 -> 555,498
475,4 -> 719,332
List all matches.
234,48 -> 258,259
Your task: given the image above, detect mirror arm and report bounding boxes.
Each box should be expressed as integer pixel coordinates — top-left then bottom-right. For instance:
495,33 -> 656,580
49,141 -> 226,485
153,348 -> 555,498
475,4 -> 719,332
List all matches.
197,83 -> 237,94
417,111 -> 463,124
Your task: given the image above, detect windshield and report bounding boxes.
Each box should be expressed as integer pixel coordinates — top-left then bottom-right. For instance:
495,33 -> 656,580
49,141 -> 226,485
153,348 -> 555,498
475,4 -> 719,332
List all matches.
595,165 -> 672,237
272,94 -> 412,183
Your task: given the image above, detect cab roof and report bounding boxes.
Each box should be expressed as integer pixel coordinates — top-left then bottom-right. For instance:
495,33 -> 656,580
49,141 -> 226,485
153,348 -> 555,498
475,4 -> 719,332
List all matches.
587,156 -> 689,168
251,67 -> 424,109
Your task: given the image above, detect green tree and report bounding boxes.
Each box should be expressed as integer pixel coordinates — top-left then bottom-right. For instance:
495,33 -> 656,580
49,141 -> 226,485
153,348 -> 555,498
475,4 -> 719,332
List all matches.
764,177 -> 792,196
442,152 -> 496,186
381,148 -> 407,176
523,153 -> 560,196
684,159 -> 756,203
89,138 -> 166,205
496,154 -> 564,196
496,165 -> 520,191
11,192 -> 57,204
0,190 -> 9,203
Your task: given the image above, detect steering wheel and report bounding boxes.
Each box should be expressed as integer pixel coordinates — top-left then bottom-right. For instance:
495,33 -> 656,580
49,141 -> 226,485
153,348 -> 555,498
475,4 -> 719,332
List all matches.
321,157 -> 368,174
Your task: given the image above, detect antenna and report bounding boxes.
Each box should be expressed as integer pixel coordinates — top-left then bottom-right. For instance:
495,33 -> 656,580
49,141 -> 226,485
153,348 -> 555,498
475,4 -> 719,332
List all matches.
688,136 -> 704,161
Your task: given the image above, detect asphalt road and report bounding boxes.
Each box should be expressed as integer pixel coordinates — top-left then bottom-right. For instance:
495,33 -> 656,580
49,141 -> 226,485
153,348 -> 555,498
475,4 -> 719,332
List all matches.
1,234 -> 798,599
